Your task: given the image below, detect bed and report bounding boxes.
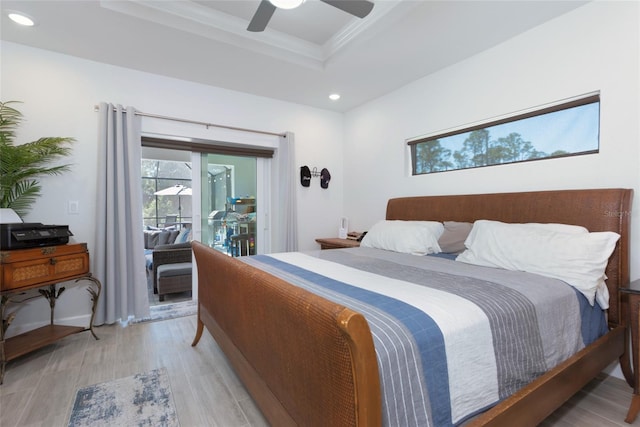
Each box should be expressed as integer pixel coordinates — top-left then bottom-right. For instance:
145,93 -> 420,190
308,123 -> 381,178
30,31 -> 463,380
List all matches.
191,188 -> 633,426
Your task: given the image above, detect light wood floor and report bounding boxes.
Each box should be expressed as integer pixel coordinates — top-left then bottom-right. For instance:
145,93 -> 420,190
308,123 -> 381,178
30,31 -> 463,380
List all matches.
0,312 -> 638,427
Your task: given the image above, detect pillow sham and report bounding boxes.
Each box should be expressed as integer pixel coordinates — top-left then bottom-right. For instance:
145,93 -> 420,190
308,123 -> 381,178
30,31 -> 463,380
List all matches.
438,221 -> 473,254
456,220 -> 619,307
360,220 -> 444,255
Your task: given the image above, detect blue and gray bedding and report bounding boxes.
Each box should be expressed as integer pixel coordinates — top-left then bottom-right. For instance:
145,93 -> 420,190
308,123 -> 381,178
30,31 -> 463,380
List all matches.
240,247 -> 607,427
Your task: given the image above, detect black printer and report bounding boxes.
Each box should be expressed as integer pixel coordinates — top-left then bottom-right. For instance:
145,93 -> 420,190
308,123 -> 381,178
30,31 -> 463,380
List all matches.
0,223 -> 73,250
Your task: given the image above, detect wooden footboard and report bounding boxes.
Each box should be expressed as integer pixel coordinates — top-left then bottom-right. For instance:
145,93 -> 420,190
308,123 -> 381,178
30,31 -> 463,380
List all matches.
191,242 -> 382,426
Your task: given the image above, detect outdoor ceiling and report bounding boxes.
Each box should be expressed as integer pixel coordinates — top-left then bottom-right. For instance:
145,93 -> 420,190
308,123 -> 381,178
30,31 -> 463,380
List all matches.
0,0 -> 588,112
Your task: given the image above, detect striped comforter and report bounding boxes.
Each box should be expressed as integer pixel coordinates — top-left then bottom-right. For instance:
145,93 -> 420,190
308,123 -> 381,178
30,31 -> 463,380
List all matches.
240,247 -> 607,427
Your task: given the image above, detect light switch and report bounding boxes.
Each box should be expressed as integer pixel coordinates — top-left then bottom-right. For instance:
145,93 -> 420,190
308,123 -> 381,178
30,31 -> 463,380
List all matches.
68,200 -> 79,214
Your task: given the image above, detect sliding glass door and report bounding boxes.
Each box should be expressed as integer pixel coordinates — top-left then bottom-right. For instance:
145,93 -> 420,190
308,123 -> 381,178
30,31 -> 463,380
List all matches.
201,153 -> 257,257
141,155 -> 192,228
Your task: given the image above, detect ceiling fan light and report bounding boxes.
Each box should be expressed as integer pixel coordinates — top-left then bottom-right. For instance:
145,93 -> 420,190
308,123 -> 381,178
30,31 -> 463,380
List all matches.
269,0 -> 305,10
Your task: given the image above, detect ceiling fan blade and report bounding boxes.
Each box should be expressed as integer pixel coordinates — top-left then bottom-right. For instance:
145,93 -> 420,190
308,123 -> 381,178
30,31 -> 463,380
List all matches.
247,0 -> 277,32
320,0 -> 374,19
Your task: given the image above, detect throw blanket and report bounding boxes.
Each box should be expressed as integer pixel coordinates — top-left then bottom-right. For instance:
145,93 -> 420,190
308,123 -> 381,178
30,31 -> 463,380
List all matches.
240,247 -> 607,427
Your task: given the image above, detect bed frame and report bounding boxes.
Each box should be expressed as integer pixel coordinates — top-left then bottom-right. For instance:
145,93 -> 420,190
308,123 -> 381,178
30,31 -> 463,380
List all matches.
191,188 -> 633,426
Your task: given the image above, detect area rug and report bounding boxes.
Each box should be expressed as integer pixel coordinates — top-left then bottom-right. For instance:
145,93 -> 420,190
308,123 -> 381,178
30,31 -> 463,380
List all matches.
68,367 -> 179,427
132,300 -> 197,324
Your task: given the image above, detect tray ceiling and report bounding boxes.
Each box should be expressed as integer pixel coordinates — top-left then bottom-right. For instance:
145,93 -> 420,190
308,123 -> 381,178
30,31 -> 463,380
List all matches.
0,0 -> 587,112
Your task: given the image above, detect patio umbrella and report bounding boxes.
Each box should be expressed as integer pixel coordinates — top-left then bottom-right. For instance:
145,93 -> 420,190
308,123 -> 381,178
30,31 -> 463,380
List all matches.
154,184 -> 192,223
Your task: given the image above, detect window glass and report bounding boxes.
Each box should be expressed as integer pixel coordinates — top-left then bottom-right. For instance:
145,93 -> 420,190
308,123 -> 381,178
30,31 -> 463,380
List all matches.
141,159 -> 192,228
409,95 -> 600,175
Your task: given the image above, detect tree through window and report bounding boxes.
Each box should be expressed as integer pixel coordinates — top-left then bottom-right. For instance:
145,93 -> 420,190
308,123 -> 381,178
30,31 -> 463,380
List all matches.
408,94 -> 599,175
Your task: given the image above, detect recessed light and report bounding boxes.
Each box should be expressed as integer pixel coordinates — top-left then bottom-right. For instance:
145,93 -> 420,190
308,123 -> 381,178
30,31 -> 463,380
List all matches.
8,11 -> 35,26
329,93 -> 341,101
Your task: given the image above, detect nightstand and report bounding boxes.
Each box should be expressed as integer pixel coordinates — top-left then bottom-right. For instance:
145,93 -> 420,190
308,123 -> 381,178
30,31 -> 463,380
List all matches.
315,238 -> 360,250
620,279 -> 640,423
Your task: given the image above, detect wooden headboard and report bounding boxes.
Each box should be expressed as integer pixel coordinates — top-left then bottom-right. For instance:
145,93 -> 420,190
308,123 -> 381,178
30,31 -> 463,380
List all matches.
386,188 -> 633,327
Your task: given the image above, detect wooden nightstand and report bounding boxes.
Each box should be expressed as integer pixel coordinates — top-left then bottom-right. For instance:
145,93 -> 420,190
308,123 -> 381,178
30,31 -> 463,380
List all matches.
315,238 -> 360,250
620,279 -> 640,423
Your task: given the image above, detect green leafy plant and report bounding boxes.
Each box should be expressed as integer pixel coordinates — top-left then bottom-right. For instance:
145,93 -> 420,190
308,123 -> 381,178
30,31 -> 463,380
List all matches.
0,101 -> 74,218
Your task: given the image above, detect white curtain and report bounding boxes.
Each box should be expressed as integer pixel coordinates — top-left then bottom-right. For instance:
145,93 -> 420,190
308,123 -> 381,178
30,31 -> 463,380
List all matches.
93,103 -> 149,325
277,131 -> 298,252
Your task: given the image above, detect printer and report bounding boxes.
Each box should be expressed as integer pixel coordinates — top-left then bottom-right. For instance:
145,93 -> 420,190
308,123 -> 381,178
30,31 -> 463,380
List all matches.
0,209 -> 73,250
0,223 -> 73,250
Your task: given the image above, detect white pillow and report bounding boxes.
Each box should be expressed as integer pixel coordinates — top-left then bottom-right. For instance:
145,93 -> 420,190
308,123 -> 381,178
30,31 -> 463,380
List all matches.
515,222 -> 588,234
360,220 -> 444,255
456,220 -> 619,306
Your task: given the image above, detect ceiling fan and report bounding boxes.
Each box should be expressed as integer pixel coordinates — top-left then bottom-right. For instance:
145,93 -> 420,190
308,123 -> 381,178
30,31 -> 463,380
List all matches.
247,0 -> 375,32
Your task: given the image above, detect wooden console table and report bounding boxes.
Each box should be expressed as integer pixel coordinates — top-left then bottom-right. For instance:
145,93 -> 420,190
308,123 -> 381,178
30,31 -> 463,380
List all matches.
0,243 -> 101,384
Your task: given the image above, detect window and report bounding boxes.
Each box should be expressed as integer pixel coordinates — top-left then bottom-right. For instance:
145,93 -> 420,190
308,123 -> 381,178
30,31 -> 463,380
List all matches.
408,94 -> 600,175
203,153 -> 258,256
141,158 -> 192,228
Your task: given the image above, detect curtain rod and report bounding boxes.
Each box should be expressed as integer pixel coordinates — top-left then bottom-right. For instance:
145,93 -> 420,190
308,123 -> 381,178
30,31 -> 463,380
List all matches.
94,105 -> 286,138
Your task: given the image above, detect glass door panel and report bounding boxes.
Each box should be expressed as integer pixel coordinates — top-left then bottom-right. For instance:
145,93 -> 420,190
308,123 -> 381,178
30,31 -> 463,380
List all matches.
141,156 -> 192,228
201,154 -> 257,256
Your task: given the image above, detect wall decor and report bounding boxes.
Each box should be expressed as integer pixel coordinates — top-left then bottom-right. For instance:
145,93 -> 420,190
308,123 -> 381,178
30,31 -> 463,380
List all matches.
299,166 -> 330,188
320,168 -> 331,189
300,165 -> 311,187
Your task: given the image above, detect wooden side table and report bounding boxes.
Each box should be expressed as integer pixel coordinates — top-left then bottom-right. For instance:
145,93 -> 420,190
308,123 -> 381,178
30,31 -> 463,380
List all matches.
0,243 -> 101,384
620,279 -> 640,423
315,238 -> 360,250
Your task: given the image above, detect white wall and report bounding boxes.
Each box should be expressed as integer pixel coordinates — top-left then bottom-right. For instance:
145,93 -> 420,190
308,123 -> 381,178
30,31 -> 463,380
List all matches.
1,41 -> 344,334
344,1 -> 640,282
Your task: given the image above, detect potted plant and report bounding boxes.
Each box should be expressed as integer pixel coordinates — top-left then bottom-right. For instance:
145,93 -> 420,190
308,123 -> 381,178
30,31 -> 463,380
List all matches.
0,101 -> 74,219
